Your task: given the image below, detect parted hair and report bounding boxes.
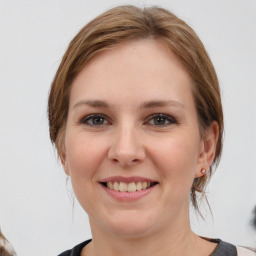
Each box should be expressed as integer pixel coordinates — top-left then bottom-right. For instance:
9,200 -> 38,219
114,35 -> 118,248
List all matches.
48,5 -> 223,213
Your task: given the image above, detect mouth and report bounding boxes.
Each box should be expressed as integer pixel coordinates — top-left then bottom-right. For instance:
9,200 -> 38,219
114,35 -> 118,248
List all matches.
100,181 -> 158,192
99,176 -> 159,201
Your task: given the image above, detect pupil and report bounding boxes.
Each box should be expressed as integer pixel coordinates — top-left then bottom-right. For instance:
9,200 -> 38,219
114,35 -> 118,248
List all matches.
155,117 -> 165,125
93,117 -> 104,125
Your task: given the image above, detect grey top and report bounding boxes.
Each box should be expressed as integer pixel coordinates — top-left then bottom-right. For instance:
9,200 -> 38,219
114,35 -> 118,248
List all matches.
209,239 -> 237,256
58,238 -> 255,256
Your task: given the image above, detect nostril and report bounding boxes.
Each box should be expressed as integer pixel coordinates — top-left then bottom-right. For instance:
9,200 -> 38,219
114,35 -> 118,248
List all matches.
107,137 -> 146,166
110,155 -> 142,167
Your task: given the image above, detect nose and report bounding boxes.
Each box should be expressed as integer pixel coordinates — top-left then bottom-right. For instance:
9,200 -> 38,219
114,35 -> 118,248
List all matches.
108,125 -> 146,167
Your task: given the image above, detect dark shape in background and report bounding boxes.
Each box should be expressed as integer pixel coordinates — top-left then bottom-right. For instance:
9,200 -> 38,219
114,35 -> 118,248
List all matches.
252,206 -> 256,230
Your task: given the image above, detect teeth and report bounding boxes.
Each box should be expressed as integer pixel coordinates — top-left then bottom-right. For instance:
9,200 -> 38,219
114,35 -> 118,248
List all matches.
142,182 -> 148,190
136,182 -> 142,191
113,181 -> 119,191
119,182 -> 128,192
106,181 -> 154,192
128,182 -> 136,192
107,182 -> 113,190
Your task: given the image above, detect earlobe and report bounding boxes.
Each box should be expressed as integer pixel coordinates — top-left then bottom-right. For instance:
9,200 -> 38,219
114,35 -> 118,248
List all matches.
195,168 -> 208,178
195,121 -> 219,178
60,152 -> 70,176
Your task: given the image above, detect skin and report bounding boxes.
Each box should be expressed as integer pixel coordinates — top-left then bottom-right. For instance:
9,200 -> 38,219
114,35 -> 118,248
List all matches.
62,39 -> 219,256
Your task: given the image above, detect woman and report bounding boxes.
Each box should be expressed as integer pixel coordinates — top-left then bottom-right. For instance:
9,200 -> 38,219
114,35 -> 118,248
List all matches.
0,228 -> 16,256
48,5 -> 255,256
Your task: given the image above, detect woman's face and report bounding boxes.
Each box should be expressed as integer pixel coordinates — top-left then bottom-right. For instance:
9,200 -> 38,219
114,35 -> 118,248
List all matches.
63,39 -> 211,238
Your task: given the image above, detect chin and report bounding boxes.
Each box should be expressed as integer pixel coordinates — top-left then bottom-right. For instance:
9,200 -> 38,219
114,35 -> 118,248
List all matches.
101,210 -> 157,238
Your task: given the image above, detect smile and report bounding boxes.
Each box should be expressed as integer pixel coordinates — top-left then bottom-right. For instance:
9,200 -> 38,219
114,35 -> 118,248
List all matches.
102,181 -> 157,192
99,176 -> 159,200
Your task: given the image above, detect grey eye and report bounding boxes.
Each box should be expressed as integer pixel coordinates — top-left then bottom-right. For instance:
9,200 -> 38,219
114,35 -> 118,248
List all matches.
153,116 -> 168,125
82,114 -> 108,126
148,114 -> 176,126
90,116 -> 105,125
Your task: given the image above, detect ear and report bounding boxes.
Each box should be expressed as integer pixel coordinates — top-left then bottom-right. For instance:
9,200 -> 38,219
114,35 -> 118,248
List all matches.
57,133 -> 70,176
60,151 -> 70,176
195,121 -> 219,178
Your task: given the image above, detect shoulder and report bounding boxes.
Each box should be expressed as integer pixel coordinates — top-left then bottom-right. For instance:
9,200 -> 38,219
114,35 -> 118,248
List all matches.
208,238 -> 256,256
236,246 -> 256,256
57,240 -> 92,256
58,250 -> 71,256
0,237 -> 16,256
210,239 -> 237,255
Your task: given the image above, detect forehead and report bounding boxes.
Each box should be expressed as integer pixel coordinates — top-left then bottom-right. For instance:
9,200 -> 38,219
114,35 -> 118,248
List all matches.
70,39 -> 193,108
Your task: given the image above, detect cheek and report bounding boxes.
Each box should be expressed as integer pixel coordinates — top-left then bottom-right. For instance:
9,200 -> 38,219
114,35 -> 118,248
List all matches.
65,134 -> 107,211
149,134 -> 200,182
65,134 -> 106,181
152,137 -> 200,211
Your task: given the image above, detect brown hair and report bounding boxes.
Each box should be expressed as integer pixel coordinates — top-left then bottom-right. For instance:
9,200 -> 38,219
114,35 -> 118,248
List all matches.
0,228 -> 16,256
48,5 -> 223,212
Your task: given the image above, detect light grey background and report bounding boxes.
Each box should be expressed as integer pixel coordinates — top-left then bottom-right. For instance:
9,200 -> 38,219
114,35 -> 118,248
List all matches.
0,0 -> 255,255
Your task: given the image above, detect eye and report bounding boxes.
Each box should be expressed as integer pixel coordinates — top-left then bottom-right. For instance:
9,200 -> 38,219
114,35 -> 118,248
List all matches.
147,114 -> 176,126
81,114 -> 109,126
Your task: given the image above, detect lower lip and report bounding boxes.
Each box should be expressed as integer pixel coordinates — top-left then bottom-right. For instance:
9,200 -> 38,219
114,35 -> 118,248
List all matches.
100,184 -> 156,201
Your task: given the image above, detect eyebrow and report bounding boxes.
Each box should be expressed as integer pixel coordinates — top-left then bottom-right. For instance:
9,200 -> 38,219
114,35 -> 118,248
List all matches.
73,100 -> 109,109
73,99 -> 184,109
141,100 -> 185,109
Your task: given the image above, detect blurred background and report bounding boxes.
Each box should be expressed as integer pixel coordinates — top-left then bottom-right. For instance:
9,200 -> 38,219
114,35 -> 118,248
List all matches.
0,0 -> 255,255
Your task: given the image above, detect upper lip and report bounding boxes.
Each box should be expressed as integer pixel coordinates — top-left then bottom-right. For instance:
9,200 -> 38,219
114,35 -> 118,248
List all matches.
100,176 -> 158,183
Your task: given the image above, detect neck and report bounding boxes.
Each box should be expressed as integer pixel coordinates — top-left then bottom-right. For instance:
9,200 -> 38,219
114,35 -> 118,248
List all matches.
83,215 -> 202,256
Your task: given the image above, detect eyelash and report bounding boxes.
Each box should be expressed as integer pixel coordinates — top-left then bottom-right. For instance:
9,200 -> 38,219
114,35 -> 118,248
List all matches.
145,113 -> 176,126
80,114 -> 110,126
80,113 -> 176,127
